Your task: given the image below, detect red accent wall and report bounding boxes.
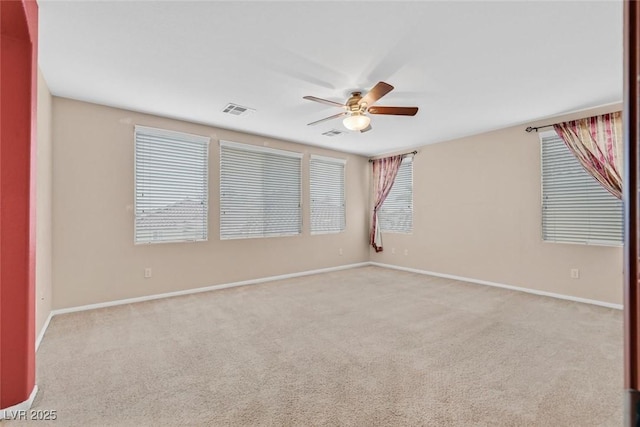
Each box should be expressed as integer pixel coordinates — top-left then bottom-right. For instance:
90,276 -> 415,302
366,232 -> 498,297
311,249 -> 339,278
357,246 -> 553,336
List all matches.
0,0 -> 38,409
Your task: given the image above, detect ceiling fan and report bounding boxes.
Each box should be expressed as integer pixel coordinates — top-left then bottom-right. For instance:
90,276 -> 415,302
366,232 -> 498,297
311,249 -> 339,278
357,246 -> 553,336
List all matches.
303,81 -> 418,133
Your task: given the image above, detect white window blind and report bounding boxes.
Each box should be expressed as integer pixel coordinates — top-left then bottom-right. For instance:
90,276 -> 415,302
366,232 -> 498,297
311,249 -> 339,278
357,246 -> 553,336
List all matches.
220,141 -> 302,239
310,155 -> 346,234
134,126 -> 209,244
541,131 -> 622,245
378,157 -> 413,233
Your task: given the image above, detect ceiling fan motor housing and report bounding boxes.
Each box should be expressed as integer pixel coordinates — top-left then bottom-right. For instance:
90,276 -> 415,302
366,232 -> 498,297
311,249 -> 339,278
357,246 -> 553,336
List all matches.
347,92 -> 366,114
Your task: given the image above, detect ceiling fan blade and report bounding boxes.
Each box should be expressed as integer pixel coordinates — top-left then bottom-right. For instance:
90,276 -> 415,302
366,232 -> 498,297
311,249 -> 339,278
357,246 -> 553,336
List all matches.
303,96 -> 346,108
360,124 -> 372,133
307,111 -> 348,126
360,81 -> 394,107
368,106 -> 418,116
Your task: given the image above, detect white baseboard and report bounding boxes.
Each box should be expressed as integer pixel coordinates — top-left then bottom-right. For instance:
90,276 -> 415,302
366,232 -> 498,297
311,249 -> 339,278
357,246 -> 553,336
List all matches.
36,260 -> 620,349
36,311 -> 54,351
369,262 -> 623,310
52,262 -> 370,316
0,385 -> 38,420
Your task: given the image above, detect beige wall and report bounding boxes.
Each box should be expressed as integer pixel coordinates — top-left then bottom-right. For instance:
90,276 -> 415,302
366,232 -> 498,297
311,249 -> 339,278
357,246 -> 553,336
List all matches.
51,97 -> 623,309
36,69 -> 53,336
371,104 -> 623,305
52,98 -> 370,309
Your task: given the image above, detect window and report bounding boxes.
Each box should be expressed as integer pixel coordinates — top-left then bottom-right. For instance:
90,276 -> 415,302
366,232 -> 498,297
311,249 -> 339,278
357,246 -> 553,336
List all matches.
310,155 -> 346,234
134,126 -> 209,244
540,130 -> 622,245
378,157 -> 413,233
220,141 -> 302,239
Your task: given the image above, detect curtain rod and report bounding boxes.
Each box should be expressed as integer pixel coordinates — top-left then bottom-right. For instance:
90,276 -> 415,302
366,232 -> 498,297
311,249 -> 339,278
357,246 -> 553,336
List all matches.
527,110 -> 622,133
525,124 -> 555,133
368,150 -> 417,163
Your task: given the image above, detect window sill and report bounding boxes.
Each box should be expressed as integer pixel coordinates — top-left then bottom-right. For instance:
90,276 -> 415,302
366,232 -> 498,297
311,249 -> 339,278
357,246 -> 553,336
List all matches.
542,239 -> 622,248
220,232 -> 301,241
311,230 -> 345,236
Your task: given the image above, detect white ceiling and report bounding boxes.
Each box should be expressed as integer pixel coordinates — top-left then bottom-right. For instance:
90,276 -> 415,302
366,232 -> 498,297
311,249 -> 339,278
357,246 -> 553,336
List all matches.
38,1 -> 623,156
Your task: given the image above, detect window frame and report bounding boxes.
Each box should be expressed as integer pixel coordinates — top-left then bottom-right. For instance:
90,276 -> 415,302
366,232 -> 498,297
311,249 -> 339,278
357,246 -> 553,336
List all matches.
378,156 -> 413,234
309,154 -> 347,235
219,140 -> 303,240
134,125 -> 210,245
539,130 -> 622,247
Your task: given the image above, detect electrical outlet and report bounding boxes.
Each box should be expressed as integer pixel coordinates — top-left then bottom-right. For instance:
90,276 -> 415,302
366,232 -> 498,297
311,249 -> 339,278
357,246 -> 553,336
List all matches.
391,248 -> 396,254
404,249 -> 409,256
339,248 -> 343,256
144,268 -> 152,278
570,268 -> 580,279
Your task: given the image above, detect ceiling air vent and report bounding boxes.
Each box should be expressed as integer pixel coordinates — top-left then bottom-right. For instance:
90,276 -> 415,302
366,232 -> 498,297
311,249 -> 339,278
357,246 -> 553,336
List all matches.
222,103 -> 254,116
322,129 -> 344,137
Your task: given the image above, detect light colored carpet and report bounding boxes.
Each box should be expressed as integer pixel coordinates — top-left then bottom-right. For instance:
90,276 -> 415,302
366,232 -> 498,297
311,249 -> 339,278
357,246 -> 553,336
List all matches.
8,266 -> 622,426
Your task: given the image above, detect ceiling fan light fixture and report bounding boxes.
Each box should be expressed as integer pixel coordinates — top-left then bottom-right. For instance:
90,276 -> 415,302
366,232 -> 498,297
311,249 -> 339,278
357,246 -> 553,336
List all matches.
343,114 -> 370,131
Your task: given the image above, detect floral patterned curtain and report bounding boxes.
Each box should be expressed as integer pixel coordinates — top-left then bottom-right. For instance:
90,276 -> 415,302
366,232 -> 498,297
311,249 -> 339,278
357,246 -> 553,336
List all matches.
553,111 -> 623,199
370,155 -> 404,252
